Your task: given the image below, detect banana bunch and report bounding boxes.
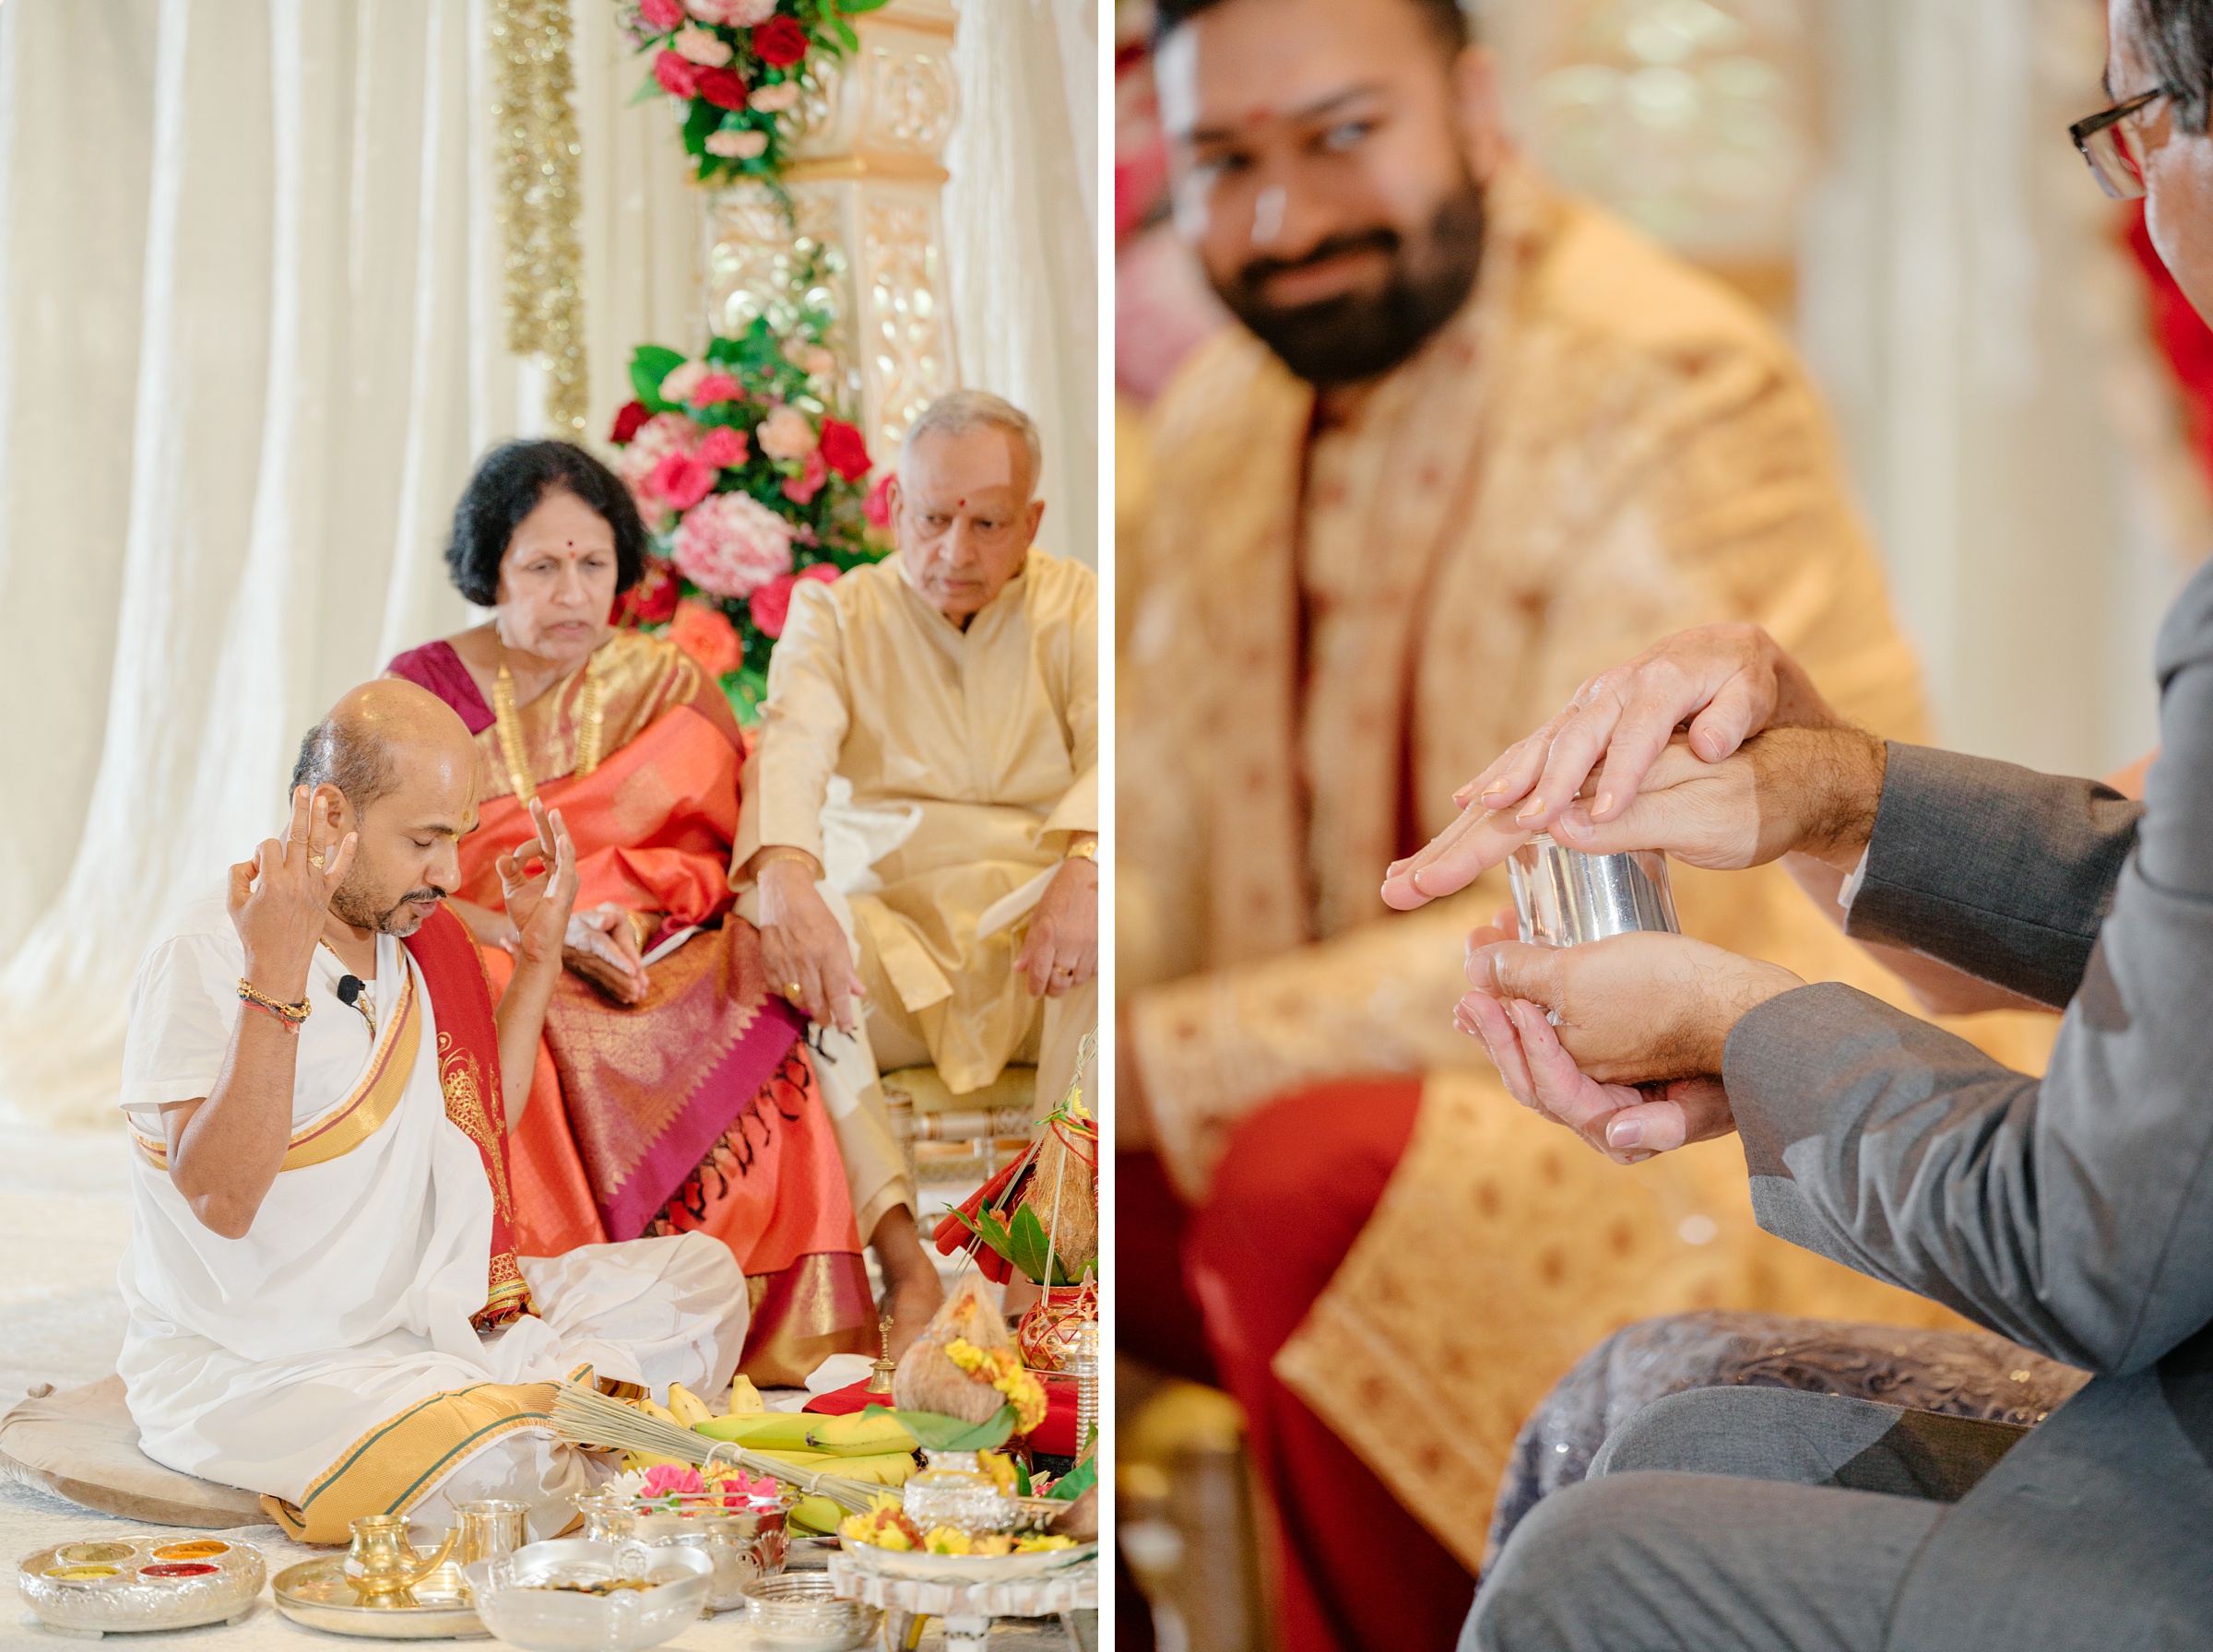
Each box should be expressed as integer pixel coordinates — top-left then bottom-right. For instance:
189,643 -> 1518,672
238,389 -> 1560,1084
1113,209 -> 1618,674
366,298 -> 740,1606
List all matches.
690,1407 -> 920,1487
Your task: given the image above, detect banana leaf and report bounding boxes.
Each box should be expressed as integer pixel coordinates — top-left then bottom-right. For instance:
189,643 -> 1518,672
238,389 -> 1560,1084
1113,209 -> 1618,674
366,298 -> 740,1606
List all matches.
1045,1456 -> 1095,1502
863,1403 -> 1016,1452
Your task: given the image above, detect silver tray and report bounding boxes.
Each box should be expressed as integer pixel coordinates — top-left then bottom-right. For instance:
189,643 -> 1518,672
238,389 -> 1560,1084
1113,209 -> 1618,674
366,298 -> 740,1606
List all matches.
18,1535 -> 265,1638
272,1552 -> 488,1640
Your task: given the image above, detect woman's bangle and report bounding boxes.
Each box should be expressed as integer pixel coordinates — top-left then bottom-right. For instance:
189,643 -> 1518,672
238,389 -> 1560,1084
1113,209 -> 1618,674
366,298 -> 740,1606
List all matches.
238,979 -> 310,1031
754,847 -> 818,878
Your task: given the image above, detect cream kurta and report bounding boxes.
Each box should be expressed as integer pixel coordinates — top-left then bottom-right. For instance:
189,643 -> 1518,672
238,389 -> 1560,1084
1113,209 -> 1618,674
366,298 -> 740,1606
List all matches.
1119,164 -> 2060,1563
116,892 -> 748,1542
740,554 -> 1098,1105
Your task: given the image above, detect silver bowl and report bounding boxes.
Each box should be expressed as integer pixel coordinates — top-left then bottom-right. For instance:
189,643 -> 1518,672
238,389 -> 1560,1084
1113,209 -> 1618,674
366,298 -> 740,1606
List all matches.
461,1540 -> 710,1652
1508,833 -> 1679,947
18,1535 -> 265,1637
739,1572 -> 880,1651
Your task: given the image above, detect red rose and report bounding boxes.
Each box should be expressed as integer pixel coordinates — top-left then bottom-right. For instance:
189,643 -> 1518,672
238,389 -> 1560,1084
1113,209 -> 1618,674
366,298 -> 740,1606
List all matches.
668,598 -> 745,678
615,559 -> 681,626
862,471 -> 894,530
696,424 -> 748,469
609,399 -> 651,444
653,49 -> 702,98
695,66 -> 748,109
818,418 -> 870,482
750,17 -> 809,68
747,562 -> 840,639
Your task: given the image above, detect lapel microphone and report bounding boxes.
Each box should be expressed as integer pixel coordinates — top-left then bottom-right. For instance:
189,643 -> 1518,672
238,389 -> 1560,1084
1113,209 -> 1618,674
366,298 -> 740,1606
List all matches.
336,976 -> 367,1009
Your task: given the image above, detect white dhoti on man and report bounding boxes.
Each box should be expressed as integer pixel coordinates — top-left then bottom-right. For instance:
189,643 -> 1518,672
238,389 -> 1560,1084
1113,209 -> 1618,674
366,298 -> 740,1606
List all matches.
115,893 -> 749,1543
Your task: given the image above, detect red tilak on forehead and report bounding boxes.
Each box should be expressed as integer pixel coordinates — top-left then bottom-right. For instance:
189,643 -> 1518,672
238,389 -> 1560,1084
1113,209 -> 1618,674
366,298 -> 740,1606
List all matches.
958,497 -> 967,507
1243,104 -> 1274,126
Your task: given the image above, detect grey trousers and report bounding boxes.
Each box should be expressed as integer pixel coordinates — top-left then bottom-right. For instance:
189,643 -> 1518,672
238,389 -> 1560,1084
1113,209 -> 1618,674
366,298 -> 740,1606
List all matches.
1462,1386 -> 2028,1652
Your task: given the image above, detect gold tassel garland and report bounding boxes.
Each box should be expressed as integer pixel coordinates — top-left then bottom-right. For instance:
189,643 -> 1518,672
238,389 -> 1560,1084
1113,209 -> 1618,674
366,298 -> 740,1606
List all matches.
490,0 -> 586,435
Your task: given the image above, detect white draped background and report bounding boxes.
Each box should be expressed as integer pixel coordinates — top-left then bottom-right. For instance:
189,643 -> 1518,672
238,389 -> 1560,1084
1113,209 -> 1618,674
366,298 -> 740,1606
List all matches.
0,0 -> 1096,1126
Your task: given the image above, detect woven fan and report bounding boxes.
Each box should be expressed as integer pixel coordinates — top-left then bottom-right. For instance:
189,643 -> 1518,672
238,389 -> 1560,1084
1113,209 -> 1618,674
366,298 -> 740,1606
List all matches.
548,1380 -> 883,1514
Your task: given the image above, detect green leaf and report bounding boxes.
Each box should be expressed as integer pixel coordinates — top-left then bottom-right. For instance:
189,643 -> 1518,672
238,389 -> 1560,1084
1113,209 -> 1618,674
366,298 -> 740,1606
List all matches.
864,1404 -> 1017,1452
1045,1455 -> 1096,1502
1007,1203 -> 1076,1287
629,73 -> 663,107
630,344 -> 688,409
838,0 -> 893,13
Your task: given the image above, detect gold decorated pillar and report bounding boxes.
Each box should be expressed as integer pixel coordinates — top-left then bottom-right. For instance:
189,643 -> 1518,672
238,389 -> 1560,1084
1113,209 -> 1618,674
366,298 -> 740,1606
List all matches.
702,0 -> 959,461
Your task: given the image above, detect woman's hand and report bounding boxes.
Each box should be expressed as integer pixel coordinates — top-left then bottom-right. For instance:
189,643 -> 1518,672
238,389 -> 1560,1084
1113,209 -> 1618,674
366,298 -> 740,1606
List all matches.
1015,855 -> 1099,998
228,786 -> 358,1000
496,799 -> 582,979
563,903 -> 651,1006
755,853 -> 865,1032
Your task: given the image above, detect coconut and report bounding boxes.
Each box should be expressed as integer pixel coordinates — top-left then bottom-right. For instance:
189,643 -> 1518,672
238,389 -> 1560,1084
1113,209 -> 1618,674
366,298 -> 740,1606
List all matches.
1015,1119 -> 1097,1278
893,1276 -> 1011,1424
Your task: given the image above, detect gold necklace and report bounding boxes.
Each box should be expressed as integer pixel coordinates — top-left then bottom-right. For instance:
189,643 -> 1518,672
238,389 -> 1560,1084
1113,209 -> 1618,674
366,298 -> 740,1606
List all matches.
491,641 -> 606,804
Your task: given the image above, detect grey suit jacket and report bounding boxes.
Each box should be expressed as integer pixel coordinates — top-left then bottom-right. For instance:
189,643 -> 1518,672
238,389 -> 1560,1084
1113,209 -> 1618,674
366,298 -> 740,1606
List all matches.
1723,554 -> 2213,1647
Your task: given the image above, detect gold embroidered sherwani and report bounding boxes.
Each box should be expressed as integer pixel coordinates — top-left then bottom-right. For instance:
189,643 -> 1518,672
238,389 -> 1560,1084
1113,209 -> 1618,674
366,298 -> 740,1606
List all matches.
740,554 -> 1099,1139
1119,163 -> 2060,1568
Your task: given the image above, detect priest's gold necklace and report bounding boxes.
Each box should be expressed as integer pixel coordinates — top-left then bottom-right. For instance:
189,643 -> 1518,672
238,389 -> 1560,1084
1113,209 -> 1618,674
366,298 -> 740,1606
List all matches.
492,639 -> 605,803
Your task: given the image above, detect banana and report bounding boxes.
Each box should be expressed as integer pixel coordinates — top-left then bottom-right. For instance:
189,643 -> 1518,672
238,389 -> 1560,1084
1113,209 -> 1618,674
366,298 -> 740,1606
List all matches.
692,1412 -> 821,1449
787,1494 -> 845,1536
749,1448 -> 917,1487
666,1382 -> 713,1429
618,1449 -> 695,1472
727,1375 -> 765,1415
804,1412 -> 918,1457
635,1394 -> 683,1431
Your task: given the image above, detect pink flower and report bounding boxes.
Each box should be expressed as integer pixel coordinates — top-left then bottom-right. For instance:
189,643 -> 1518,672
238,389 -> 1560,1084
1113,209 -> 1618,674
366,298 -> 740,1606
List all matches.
672,23 -> 733,65
863,472 -> 895,530
653,49 -> 701,98
780,448 -> 829,504
750,80 -> 801,113
641,1464 -> 705,1498
748,563 -> 840,639
696,424 -> 748,468
616,412 -> 703,527
673,490 -> 795,597
756,404 -> 818,461
704,128 -> 770,159
818,418 -> 870,482
692,372 -> 745,404
659,360 -> 709,404
687,0 -> 775,22
639,0 -> 685,30
647,452 -> 716,513
667,599 -> 744,677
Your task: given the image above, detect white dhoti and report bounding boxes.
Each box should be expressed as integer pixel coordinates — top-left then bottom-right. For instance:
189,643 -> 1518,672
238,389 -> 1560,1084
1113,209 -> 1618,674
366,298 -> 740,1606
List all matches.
114,896 -> 751,1544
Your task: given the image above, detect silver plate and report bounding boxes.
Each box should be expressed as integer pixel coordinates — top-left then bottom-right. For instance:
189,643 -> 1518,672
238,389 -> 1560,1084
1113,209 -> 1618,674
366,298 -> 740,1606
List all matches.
273,1553 -> 489,1640
18,1536 -> 265,1637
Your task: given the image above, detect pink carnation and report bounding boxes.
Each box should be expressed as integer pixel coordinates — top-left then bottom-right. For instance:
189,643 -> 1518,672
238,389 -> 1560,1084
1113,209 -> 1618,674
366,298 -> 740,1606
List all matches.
653,49 -> 701,98
647,452 -> 716,513
616,412 -> 703,527
750,80 -> 801,113
748,563 -> 840,640
673,490 -> 795,598
696,424 -> 747,468
672,23 -> 733,65
692,371 -> 744,405
780,448 -> 829,505
756,404 -> 818,461
705,128 -> 769,159
639,0 -> 685,30
641,1464 -> 705,1498
659,360 -> 709,404
688,0 -> 775,22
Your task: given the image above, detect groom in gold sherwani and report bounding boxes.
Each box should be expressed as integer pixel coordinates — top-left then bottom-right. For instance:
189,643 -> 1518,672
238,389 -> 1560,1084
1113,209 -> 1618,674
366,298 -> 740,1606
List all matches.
1118,1 -> 2054,1647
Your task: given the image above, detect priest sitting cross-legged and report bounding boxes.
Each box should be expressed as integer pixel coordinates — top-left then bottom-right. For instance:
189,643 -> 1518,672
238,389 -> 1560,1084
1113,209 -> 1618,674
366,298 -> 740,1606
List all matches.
736,390 -> 1099,1165
116,679 -> 749,1545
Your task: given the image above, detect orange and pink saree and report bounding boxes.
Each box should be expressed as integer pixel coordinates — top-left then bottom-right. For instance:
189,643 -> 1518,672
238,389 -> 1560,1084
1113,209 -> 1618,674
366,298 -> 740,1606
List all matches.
387,630 -> 873,1385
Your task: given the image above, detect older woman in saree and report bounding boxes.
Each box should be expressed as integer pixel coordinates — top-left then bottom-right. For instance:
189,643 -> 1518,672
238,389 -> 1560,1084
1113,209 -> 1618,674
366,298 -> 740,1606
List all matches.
387,440 -> 941,1383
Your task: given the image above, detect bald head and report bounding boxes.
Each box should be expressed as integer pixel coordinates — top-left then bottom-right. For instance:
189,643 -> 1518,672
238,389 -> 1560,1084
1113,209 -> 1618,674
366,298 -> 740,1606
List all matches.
294,679 -> 479,938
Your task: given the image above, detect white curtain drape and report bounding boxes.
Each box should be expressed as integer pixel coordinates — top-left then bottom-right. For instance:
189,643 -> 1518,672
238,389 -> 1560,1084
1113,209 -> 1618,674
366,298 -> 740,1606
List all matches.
0,0 -> 697,1125
943,0 -> 1099,566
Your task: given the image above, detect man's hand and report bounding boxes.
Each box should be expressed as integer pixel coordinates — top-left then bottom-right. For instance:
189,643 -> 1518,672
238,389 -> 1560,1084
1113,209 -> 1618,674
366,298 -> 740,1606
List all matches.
754,852 -> 865,1032
228,785 -> 359,998
1457,624 -> 1840,833
497,800 -> 582,974
1016,853 -> 1098,999
1382,727 -> 1888,910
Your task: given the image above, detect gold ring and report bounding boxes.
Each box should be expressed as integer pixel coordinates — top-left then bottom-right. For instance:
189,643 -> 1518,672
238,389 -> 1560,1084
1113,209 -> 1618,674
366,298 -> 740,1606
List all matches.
308,853 -> 327,871
786,982 -> 805,998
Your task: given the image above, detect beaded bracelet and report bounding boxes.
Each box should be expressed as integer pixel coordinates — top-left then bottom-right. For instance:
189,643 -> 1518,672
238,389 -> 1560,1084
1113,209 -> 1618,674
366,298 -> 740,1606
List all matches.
237,978 -> 311,1032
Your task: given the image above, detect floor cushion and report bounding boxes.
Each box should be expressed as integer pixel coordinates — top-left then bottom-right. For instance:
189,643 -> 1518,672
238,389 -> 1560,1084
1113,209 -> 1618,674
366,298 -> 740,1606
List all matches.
0,1375 -> 265,1527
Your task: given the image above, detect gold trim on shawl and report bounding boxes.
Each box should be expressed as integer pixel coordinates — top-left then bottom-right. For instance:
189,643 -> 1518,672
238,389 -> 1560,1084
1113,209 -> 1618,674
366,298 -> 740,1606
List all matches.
132,971 -> 420,1173
260,1377 -> 559,1544
477,631 -> 696,804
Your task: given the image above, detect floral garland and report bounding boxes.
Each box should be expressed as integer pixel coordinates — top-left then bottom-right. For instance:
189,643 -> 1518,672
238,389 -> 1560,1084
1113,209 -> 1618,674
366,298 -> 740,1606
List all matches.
608,308 -> 893,721
618,0 -> 887,186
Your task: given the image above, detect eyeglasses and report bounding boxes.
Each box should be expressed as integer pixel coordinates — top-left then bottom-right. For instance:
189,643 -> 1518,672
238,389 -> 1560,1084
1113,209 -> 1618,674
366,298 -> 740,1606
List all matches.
2071,88 -> 2167,201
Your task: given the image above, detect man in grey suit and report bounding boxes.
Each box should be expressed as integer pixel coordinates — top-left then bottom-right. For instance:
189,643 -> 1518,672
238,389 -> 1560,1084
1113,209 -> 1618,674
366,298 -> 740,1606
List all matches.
1369,6 -> 2213,1638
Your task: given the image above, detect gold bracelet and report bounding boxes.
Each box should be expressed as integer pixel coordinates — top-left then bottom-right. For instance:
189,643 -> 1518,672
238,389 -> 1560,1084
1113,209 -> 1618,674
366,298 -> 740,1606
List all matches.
1062,839 -> 1098,864
237,978 -> 311,1028
753,847 -> 817,876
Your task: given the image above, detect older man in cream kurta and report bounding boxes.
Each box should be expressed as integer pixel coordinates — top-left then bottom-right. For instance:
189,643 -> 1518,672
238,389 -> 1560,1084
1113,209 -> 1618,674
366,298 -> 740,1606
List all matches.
737,393 -> 1098,1245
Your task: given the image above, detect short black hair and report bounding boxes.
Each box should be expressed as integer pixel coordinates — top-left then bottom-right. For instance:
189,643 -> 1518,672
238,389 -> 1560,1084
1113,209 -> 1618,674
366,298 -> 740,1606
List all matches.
1153,0 -> 1472,54
444,438 -> 647,608
291,716 -> 399,814
2135,0 -> 2213,135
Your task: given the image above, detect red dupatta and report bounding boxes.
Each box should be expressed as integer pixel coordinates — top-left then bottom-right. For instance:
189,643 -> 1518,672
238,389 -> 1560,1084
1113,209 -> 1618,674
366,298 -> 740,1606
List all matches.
403,903 -> 535,1329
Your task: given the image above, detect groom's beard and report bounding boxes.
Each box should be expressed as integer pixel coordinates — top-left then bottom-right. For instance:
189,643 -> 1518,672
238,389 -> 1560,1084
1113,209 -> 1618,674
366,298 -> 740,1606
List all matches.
331,873 -> 446,936
1214,178 -> 1486,389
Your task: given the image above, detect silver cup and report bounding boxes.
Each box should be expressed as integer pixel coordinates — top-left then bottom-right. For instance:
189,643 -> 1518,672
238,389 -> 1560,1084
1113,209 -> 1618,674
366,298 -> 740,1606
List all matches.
1508,833 -> 1679,947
